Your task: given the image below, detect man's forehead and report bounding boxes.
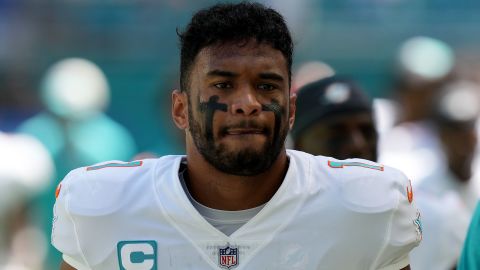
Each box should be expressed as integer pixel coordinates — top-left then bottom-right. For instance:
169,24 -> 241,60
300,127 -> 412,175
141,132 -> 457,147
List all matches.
194,40 -> 286,68
202,40 -> 279,57
191,46 -> 286,81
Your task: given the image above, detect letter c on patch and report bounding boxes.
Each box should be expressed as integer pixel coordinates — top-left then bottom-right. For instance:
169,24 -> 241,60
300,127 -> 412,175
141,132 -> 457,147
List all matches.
117,240 -> 157,270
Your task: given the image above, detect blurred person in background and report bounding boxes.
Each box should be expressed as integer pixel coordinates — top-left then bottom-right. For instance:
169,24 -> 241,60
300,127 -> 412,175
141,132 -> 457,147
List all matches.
0,130 -> 54,269
409,80 -> 480,270
16,58 -> 138,269
291,76 -> 377,161
379,36 -> 455,183
439,82 -> 478,201
18,58 -> 137,170
418,80 -> 480,212
393,36 -> 455,125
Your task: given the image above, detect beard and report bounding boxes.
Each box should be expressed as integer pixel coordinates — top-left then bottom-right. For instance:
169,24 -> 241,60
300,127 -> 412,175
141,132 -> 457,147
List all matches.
188,105 -> 288,176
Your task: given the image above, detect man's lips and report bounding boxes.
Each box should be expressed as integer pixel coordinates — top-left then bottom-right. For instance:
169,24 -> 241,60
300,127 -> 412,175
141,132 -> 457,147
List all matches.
219,122 -> 270,137
225,128 -> 265,135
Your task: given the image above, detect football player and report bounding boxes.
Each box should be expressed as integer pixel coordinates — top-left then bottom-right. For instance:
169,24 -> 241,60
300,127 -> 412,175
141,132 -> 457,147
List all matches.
53,2 -> 420,269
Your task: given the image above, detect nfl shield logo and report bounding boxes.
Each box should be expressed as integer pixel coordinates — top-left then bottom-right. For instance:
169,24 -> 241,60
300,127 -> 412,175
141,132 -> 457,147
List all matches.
219,246 -> 239,269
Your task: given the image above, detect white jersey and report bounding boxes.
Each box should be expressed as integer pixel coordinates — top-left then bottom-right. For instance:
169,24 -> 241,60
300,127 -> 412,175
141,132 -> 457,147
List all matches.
52,150 -> 421,270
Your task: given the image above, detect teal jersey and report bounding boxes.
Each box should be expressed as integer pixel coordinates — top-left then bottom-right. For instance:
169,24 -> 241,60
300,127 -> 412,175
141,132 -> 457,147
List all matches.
458,201 -> 480,270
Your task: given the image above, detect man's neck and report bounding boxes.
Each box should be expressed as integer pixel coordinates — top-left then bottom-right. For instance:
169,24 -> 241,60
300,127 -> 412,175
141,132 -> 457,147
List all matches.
184,150 -> 289,211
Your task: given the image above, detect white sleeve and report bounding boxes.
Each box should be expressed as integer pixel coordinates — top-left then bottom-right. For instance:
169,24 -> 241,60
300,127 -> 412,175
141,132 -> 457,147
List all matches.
372,170 -> 422,269
63,254 -> 91,270
51,170 -> 91,269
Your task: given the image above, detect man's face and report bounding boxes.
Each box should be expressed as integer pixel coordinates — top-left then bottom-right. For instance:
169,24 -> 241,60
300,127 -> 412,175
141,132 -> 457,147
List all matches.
183,40 -> 294,176
296,112 -> 377,161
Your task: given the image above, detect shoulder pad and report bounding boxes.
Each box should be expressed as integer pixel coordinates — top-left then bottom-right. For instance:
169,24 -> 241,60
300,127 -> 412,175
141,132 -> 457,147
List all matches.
318,157 -> 409,213
61,159 -> 156,216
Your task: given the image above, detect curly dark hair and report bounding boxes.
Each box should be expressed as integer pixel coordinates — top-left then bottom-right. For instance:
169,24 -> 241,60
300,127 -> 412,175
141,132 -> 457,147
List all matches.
178,2 -> 293,92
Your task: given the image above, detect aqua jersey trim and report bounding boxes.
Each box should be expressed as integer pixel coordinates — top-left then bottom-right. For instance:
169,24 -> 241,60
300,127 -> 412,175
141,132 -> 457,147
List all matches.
328,160 -> 384,171
86,161 -> 143,171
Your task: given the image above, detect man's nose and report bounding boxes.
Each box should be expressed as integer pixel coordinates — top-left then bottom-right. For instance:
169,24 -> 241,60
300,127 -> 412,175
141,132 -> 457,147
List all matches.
230,86 -> 262,116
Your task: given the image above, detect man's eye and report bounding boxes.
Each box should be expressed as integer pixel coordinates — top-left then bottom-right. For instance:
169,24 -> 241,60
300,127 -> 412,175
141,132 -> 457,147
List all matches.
214,82 -> 232,89
258,84 -> 276,91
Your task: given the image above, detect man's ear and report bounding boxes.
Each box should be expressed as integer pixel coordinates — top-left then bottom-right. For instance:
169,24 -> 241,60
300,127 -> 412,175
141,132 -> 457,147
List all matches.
172,89 -> 188,130
288,93 -> 296,130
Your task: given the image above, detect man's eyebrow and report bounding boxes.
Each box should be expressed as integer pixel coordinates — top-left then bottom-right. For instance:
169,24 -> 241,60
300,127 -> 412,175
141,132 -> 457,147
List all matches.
259,72 -> 284,82
207,70 -> 238,78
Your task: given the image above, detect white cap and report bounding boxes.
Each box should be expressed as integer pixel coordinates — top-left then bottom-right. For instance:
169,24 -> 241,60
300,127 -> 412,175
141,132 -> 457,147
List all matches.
398,36 -> 454,82
41,58 -> 110,120
437,81 -> 480,123
0,132 -> 54,215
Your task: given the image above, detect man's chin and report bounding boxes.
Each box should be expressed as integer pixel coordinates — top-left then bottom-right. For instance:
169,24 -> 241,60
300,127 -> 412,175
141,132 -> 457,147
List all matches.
225,146 -> 266,157
220,134 -> 268,146
212,147 -> 273,176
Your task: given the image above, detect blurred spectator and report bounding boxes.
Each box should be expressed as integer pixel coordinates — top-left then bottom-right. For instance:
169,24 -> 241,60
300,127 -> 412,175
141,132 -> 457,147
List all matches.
419,80 -> 480,211
291,76 -> 377,161
0,131 -> 54,269
395,36 -> 455,123
410,80 -> 480,270
19,58 -> 137,169
17,58 -> 138,269
379,36 -> 455,182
